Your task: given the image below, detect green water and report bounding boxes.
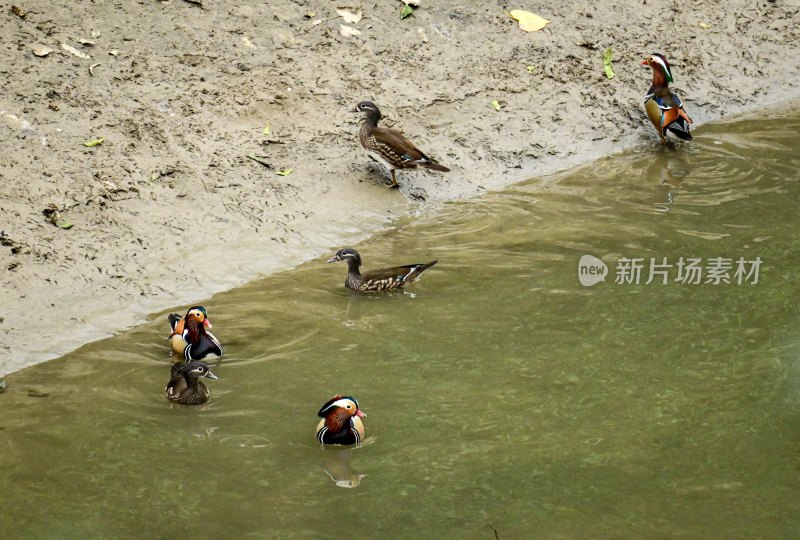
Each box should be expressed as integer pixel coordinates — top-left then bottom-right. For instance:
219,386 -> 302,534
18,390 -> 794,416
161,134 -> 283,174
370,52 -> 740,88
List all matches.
2,110 -> 799,539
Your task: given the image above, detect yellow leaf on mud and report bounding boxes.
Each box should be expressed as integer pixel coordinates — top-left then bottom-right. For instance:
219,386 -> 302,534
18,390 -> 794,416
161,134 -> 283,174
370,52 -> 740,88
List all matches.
84,138 -> 105,147
491,100 -> 501,111
509,10 -> 549,32
276,168 -> 293,176
262,123 -> 270,135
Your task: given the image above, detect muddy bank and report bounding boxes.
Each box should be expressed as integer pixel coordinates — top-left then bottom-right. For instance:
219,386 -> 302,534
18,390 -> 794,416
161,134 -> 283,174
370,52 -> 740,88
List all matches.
1,0 -> 799,374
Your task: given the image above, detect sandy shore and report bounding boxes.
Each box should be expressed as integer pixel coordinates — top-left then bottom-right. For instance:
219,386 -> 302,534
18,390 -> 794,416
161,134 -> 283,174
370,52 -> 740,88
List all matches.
1,0 -> 799,375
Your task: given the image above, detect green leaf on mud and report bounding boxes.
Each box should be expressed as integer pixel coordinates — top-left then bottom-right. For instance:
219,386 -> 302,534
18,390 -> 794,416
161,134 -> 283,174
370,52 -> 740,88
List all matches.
603,48 -> 614,79
57,221 -> 74,229
491,100 -> 501,111
84,138 -> 105,147
400,5 -> 414,19
276,168 -> 293,176
262,123 -> 270,135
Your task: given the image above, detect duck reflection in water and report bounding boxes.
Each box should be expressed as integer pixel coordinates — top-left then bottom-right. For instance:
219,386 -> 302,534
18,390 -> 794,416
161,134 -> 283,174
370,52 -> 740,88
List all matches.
321,449 -> 367,489
650,153 -> 688,211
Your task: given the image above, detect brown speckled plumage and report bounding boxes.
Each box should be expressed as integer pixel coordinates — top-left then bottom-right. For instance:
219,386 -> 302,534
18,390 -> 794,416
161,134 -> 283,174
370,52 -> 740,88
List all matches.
327,248 -> 437,292
354,101 -> 449,187
165,361 -> 218,405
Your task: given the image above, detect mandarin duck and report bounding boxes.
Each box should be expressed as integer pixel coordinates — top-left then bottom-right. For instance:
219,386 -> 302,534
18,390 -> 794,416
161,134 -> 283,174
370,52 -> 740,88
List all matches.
168,306 -> 223,361
327,248 -> 438,291
316,395 -> 366,446
165,361 -> 218,405
642,53 -> 693,144
353,101 -> 449,188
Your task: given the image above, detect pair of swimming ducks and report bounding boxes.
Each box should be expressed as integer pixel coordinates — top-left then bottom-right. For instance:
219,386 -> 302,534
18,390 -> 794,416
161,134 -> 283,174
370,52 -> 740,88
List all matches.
164,247 -> 435,443
355,52 -> 692,189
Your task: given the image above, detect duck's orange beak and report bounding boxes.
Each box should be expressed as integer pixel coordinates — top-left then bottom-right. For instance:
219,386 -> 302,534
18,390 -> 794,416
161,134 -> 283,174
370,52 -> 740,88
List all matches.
203,318 -> 212,329
355,409 -> 366,418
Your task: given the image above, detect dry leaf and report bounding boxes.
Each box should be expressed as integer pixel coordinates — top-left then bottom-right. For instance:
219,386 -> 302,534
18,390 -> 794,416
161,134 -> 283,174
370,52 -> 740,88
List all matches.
336,7 -> 363,24
91,30 -> 101,39
11,5 -> 26,18
89,63 -> 101,76
247,155 -> 271,167
77,38 -> 96,46
339,24 -> 361,37
61,43 -> 91,59
32,45 -> 54,57
109,49 -> 120,56
509,10 -> 550,32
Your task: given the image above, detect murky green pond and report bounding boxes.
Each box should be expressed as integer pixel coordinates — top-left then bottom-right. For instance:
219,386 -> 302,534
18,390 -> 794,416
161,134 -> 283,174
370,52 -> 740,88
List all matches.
2,109 -> 799,538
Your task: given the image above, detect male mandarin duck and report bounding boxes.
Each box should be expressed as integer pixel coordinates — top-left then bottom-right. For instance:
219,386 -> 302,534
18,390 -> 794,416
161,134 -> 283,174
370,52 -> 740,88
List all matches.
168,306 -> 223,361
165,361 -> 218,405
327,248 -> 437,291
353,100 -> 449,188
316,395 -> 366,446
642,53 -> 693,144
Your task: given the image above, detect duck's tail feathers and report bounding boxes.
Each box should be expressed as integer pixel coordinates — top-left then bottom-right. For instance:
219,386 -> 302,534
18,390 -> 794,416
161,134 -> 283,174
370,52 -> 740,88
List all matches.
419,162 -> 450,173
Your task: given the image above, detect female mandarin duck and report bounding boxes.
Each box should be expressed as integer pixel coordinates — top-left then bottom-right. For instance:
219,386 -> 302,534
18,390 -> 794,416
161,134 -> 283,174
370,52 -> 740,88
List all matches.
327,248 -> 437,292
168,306 -> 223,361
353,101 -> 449,188
165,361 -> 218,405
642,53 -> 693,144
316,395 -> 366,446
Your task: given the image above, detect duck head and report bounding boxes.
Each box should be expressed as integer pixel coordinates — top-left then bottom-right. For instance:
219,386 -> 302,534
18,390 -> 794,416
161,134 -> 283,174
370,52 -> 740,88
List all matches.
351,101 -> 382,125
318,395 -> 366,426
327,248 -> 362,269
179,361 -> 219,382
642,53 -> 673,84
186,306 -> 212,330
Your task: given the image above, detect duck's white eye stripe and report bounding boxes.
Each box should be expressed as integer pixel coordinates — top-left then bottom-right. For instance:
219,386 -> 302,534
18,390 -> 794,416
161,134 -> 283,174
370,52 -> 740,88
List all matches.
652,56 -> 670,76
332,399 -> 356,409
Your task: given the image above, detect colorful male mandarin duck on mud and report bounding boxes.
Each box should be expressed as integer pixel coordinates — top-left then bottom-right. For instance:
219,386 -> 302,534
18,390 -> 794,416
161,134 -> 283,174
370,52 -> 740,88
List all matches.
642,53 -> 693,144
168,306 -> 223,361
316,395 -> 366,446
